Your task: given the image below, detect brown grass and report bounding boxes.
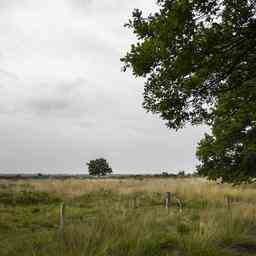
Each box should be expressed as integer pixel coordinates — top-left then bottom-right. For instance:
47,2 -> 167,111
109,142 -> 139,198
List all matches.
4,177 -> 256,204
2,177 -> 256,256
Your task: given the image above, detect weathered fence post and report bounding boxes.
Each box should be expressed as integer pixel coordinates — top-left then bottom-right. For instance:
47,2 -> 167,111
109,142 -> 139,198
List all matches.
133,196 -> 137,209
176,198 -> 183,213
60,203 -> 65,234
59,203 -> 66,252
165,192 -> 171,211
225,195 -> 232,210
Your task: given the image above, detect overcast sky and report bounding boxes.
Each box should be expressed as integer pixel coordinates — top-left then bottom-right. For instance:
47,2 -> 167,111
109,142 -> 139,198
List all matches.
0,0 -> 207,174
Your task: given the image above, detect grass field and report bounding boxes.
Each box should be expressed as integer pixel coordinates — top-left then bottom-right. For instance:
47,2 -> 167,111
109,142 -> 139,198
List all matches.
1,177 -> 256,256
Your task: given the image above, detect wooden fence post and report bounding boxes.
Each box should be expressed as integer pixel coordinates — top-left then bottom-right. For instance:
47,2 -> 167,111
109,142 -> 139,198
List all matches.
165,192 -> 171,211
59,202 -> 66,252
60,203 -> 65,233
225,195 -> 232,210
176,198 -> 183,213
133,197 -> 137,209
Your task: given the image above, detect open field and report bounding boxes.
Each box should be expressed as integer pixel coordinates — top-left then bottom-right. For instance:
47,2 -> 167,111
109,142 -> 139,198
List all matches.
1,177 -> 256,256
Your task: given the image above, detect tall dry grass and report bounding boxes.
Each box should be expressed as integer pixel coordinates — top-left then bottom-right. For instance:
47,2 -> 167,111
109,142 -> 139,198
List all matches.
2,177 -> 256,255
11,177 -> 256,204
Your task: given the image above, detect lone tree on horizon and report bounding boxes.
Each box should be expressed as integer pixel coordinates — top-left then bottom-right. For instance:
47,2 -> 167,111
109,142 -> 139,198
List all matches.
87,158 -> 113,176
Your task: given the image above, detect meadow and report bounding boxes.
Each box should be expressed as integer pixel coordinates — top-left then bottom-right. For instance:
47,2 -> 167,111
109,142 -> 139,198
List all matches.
1,177 -> 256,256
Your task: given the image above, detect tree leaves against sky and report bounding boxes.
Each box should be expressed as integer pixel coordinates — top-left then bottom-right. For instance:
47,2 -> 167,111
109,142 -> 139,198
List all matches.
122,0 -> 256,183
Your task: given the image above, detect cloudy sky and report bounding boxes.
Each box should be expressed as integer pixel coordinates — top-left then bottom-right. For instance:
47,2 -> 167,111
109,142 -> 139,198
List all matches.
0,0 -> 207,174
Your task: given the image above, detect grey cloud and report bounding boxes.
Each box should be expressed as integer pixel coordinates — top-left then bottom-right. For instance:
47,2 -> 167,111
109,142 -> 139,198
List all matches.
0,0 -> 207,174
0,0 -> 31,12
0,69 -> 19,80
28,98 -> 70,113
0,0 -> 21,8
24,77 -> 121,120
25,79 -> 87,117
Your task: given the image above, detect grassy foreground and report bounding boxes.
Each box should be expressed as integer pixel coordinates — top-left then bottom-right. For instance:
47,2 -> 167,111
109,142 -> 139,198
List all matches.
1,178 -> 256,256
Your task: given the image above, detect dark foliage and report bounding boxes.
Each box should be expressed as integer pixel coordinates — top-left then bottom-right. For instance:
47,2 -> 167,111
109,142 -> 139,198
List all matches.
87,158 -> 113,176
122,0 -> 256,183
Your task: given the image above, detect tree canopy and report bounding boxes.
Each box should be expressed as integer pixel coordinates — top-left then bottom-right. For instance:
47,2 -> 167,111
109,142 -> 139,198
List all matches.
87,158 -> 113,176
122,0 -> 256,183
197,86 -> 256,183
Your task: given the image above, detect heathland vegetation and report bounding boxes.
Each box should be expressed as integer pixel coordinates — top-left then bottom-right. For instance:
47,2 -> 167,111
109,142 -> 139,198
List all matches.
2,177 -> 256,256
1,1 -> 256,255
